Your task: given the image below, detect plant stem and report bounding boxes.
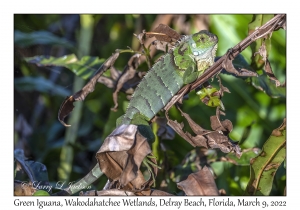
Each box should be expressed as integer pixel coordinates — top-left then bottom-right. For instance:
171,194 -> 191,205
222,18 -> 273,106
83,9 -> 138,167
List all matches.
58,15 -> 94,183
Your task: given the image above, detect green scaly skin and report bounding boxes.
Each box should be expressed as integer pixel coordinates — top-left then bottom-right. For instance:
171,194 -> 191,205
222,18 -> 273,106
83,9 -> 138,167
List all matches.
65,30 -> 218,195
64,164 -> 102,195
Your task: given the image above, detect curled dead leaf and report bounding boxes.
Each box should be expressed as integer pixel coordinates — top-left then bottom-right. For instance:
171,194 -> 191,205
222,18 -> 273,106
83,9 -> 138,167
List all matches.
217,74 -> 231,95
206,133 -> 232,153
58,96 -> 75,127
136,189 -> 173,196
210,108 -> 233,134
96,125 -> 157,191
14,180 -> 36,196
166,105 -> 241,157
146,24 -> 181,43
264,59 -> 282,87
58,51 -> 120,126
112,54 -> 141,112
97,76 -> 115,89
151,40 -> 173,53
222,53 -> 258,77
79,188 -> 173,196
177,166 -> 219,196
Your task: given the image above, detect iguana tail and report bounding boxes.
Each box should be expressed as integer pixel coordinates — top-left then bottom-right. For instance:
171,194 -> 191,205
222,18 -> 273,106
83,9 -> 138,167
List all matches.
64,164 -> 103,195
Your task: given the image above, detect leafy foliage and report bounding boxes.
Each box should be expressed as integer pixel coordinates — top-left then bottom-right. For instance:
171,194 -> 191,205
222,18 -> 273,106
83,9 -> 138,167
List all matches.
25,54 -> 105,80
14,14 -> 286,196
245,118 -> 286,195
14,30 -> 75,49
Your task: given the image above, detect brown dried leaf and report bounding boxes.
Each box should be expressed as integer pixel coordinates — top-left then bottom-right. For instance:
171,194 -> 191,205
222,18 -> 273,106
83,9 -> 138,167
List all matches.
80,189 -> 136,196
112,54 -> 141,111
210,115 -> 232,135
178,107 -> 210,136
206,133 -> 232,153
58,51 -> 120,126
96,124 -> 156,191
254,41 -> 268,62
217,74 -> 230,95
136,189 -> 174,196
264,59 -> 282,87
97,76 -> 115,88
222,54 -> 258,77
58,96 -> 75,127
146,24 -> 181,43
209,108 -> 241,156
219,189 -> 227,195
252,41 -> 283,87
79,188 -> 173,196
151,40 -> 173,53
177,166 -> 219,196
110,66 -> 122,80
167,119 -> 197,147
178,106 -> 234,154
166,106 -> 241,157
14,181 -> 36,196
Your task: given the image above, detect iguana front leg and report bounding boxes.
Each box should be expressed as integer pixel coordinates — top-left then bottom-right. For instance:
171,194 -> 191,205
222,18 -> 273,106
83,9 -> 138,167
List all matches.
123,113 -> 161,185
183,65 -> 199,84
142,154 -> 161,187
136,125 -> 161,185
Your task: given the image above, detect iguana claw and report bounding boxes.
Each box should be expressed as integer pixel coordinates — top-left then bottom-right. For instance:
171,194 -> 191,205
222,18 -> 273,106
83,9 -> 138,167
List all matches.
142,155 -> 161,187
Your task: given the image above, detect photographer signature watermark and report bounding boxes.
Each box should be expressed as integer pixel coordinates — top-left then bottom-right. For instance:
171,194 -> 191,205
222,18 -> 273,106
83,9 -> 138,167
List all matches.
21,181 -> 92,193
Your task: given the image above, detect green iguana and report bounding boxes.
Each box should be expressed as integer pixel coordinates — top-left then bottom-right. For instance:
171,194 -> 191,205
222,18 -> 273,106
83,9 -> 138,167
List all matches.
62,30 -> 218,195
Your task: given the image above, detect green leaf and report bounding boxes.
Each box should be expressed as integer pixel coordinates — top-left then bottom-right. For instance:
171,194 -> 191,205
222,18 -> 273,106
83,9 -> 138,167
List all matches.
225,148 -> 261,166
14,76 -> 71,96
25,54 -> 105,80
14,30 -> 75,49
197,87 -> 218,100
251,72 -> 286,98
196,87 -> 222,108
244,118 -> 286,195
33,190 -> 50,196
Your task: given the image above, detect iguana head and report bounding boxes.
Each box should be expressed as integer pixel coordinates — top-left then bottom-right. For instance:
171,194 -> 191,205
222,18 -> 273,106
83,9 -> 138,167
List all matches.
173,30 -> 218,71
189,30 -> 218,68
173,30 -> 218,80
183,30 -> 218,76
